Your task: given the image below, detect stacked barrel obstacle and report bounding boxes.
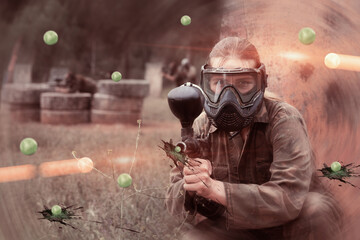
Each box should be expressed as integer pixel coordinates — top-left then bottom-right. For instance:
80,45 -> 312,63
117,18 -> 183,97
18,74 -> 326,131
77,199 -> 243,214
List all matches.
40,92 -> 92,124
91,80 -> 149,124
1,83 -> 52,122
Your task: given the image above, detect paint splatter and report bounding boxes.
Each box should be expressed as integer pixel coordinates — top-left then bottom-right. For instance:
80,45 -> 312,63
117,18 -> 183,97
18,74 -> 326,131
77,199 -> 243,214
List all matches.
38,205 -> 140,233
159,139 -> 208,188
159,139 -> 188,168
38,205 -> 106,231
38,205 -> 84,230
318,163 -> 360,188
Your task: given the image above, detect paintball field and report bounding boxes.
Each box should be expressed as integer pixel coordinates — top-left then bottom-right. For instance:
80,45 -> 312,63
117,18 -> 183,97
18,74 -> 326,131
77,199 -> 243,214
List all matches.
2,0 -> 360,239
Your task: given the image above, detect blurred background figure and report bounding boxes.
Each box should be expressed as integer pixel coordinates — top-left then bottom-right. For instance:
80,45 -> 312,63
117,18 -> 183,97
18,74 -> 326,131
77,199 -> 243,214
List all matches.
178,58 -> 197,85
162,58 -> 197,87
54,72 -> 97,95
161,60 -> 179,89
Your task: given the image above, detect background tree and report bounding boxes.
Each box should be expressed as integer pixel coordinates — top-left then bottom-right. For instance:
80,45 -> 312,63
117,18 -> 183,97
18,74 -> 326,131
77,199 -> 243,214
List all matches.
0,0 -> 223,84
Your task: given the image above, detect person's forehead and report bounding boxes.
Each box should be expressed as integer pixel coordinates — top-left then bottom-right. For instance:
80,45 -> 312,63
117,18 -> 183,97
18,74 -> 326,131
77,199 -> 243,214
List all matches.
210,57 -> 257,69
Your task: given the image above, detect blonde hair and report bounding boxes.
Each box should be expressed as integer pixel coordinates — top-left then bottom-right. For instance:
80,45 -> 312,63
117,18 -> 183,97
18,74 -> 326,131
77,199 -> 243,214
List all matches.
208,37 -> 261,67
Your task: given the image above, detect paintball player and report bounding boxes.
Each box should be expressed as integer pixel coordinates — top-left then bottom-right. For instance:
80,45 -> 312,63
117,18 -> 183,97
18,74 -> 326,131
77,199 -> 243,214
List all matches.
165,37 -> 343,239
162,60 -> 179,88
55,72 -> 97,94
162,58 -> 197,86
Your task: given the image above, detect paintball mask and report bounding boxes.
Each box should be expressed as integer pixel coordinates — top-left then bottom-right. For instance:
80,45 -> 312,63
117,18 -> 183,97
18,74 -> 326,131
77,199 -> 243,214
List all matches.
200,63 -> 268,132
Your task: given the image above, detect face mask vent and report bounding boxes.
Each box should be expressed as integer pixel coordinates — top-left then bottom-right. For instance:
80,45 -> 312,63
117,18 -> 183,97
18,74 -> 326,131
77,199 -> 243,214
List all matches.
212,105 -> 252,131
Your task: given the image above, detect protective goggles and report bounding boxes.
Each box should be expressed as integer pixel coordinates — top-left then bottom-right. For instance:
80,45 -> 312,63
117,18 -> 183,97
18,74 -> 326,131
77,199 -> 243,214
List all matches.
200,63 -> 266,106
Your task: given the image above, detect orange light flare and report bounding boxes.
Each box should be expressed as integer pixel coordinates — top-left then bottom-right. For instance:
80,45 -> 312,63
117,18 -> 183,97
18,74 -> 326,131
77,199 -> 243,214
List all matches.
0,158 -> 94,183
39,158 -> 94,178
0,164 -> 36,183
112,156 -> 133,165
325,53 -> 360,71
278,51 -> 309,61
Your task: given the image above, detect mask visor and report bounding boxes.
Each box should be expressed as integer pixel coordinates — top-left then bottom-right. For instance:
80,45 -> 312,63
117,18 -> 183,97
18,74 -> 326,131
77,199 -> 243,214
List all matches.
201,71 -> 261,105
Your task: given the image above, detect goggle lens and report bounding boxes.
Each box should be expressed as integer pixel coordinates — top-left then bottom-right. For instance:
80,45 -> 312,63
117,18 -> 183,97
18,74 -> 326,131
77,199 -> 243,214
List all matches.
202,72 -> 260,104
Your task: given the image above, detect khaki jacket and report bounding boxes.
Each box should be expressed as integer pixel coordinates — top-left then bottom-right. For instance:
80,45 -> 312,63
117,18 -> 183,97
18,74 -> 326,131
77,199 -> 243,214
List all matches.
165,97 -> 326,230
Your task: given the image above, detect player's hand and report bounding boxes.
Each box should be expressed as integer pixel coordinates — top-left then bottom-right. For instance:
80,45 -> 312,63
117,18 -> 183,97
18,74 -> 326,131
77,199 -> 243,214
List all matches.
183,158 -> 212,176
183,158 -> 214,198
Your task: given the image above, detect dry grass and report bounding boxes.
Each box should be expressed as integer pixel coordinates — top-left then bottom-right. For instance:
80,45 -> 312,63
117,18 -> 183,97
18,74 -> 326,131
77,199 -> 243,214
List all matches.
0,96 -> 191,240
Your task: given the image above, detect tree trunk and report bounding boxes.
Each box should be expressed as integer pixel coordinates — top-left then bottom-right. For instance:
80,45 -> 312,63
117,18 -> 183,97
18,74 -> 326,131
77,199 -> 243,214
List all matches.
5,37 -> 22,84
91,38 -> 96,77
125,47 -> 130,78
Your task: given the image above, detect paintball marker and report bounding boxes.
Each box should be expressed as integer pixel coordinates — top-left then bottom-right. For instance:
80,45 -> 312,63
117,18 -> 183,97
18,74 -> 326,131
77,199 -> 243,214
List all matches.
167,82 -> 208,158
167,82 -> 226,219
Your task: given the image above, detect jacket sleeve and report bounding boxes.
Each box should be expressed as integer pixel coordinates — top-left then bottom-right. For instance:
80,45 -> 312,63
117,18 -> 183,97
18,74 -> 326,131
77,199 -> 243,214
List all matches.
224,114 -> 314,229
164,112 -> 211,222
164,164 -> 197,222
